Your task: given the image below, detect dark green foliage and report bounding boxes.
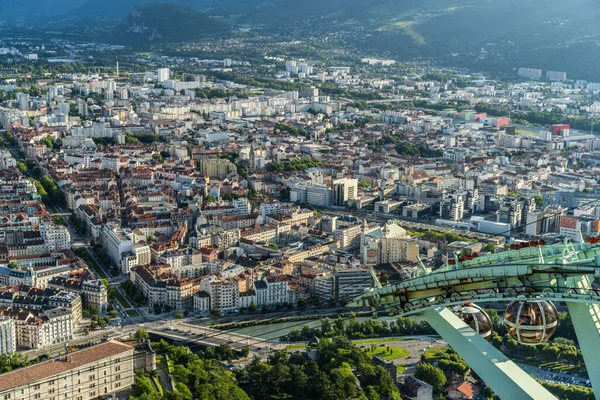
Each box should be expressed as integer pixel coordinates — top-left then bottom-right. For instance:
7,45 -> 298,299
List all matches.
541,381 -> 594,400
274,123 -> 308,137
415,363 -> 446,392
265,158 -> 322,172
0,353 -> 29,373
70,214 -> 87,235
122,279 -> 147,305
236,337 -> 401,400
281,313 -> 434,341
92,137 -> 117,146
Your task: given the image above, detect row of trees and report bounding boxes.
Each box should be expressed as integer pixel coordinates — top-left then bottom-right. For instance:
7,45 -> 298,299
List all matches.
541,380 -> 594,400
265,158 -> 322,172
282,314 -> 435,342
31,175 -> 63,206
121,279 -> 147,305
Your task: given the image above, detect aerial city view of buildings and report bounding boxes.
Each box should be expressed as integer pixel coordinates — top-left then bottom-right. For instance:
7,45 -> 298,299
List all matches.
0,7 -> 599,399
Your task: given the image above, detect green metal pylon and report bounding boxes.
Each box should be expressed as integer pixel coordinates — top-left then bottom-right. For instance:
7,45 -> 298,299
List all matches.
566,274 -> 600,400
423,306 -> 557,400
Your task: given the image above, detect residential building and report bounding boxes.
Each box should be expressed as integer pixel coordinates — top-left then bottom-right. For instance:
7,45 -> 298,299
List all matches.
334,268 -> 374,301
40,223 -> 71,251
333,178 -> 358,207
200,276 -> 239,312
0,318 -> 15,354
193,291 -> 211,313
198,158 -> 237,179
255,275 -> 289,307
0,340 -> 153,400
0,306 -> 72,349
103,225 -> 133,270
132,265 -> 199,310
362,221 -> 419,265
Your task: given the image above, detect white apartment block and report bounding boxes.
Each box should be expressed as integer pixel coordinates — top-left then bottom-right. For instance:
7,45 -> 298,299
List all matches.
0,318 -> 15,354
103,225 -> 132,270
157,68 -> 170,83
335,223 -> 363,252
41,223 -> 71,251
0,307 -> 73,350
0,150 -> 16,170
254,276 -> 289,307
193,291 -> 211,313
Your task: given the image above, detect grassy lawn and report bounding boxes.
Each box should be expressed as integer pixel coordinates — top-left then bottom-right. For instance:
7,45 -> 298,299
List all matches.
396,364 -> 407,375
113,290 -> 130,308
353,338 -> 409,345
422,346 -> 449,362
365,346 -> 410,361
83,249 -> 109,279
286,344 -> 306,349
127,309 -> 141,317
516,128 -> 540,136
151,375 -> 163,395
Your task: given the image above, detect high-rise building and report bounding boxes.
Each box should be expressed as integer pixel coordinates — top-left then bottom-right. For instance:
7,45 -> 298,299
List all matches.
546,70 -> 567,81
518,68 -> 542,80
333,178 -> 358,207
0,318 -> 15,354
16,93 -> 29,111
157,68 -> 170,83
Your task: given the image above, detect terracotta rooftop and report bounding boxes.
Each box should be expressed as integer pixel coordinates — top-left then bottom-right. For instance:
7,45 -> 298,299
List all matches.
0,340 -> 133,392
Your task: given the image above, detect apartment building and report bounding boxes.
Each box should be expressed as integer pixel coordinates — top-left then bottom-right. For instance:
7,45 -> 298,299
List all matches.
0,306 -> 72,349
48,277 -> 108,313
200,276 -> 240,312
132,265 -> 199,310
254,275 -> 289,307
334,268 -> 375,301
198,158 -> 237,179
0,286 -> 83,324
40,223 -> 71,251
103,225 -> 132,270
0,317 -> 15,354
362,221 -> 419,265
333,178 -> 358,207
334,223 -> 363,252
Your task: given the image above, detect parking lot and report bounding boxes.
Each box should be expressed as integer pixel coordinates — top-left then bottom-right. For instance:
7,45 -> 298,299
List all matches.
518,363 -> 590,389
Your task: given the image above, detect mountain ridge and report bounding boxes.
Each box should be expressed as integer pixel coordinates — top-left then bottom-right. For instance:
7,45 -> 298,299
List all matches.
107,3 -> 229,45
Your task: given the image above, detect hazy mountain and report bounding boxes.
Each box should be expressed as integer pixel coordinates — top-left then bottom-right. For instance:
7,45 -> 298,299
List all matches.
0,0 -> 87,18
108,3 -> 228,45
2,0 -> 600,80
